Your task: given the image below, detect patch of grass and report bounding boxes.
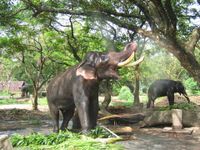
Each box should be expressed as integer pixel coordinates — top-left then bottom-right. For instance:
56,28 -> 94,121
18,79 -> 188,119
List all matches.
29,119 -> 42,125
0,91 -> 10,96
11,128 -> 123,150
38,97 -> 48,105
0,99 -> 29,105
158,102 -> 198,111
0,97 -> 48,105
111,101 -> 133,108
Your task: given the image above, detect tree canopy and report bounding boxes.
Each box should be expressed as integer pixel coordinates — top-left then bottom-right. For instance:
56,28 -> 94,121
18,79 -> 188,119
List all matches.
1,0 -> 199,81
0,0 -> 200,109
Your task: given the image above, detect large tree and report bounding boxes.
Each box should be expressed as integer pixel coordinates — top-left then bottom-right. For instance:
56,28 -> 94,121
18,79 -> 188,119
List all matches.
18,0 -> 200,83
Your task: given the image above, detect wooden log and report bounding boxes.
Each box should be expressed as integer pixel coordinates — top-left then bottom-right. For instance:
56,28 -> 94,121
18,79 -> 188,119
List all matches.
106,126 -> 135,134
98,113 -> 145,123
162,127 -> 193,134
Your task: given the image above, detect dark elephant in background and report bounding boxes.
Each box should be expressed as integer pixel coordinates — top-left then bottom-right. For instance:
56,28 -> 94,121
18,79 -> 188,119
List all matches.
20,82 -> 33,98
147,79 -> 190,108
47,42 -> 144,133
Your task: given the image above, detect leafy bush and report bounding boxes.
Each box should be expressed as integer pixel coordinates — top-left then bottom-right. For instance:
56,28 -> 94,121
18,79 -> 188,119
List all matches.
89,126 -> 113,138
184,78 -> 200,95
118,86 -> 133,102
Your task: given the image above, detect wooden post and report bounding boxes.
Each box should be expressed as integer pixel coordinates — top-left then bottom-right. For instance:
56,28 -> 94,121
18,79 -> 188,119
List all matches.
0,135 -> 13,150
172,109 -> 183,129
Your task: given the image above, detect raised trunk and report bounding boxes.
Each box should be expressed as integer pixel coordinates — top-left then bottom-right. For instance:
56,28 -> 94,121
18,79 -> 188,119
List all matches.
109,42 -> 137,65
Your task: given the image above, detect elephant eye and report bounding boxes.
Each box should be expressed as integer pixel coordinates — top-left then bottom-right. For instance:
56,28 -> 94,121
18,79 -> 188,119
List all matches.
101,55 -> 109,63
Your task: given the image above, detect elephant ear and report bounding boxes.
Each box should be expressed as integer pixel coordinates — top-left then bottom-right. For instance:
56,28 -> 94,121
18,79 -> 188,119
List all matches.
76,67 -> 97,80
175,81 -> 185,94
76,52 -> 98,80
76,52 -> 109,80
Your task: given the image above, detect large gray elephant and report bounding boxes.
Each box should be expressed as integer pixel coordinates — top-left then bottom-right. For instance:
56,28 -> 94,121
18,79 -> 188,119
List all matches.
47,42 -> 143,133
147,79 -> 190,108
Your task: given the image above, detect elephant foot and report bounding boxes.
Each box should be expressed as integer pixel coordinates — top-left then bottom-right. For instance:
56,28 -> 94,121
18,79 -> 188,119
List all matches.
53,128 -> 59,133
81,129 -> 91,135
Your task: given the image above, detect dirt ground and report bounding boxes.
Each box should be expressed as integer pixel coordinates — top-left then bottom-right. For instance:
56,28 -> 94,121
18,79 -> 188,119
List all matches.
0,96 -> 200,150
0,95 -> 200,129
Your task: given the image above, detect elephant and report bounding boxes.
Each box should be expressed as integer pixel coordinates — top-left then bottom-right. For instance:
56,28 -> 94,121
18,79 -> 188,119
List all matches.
147,79 -> 190,108
47,42 -> 144,133
20,82 -> 32,98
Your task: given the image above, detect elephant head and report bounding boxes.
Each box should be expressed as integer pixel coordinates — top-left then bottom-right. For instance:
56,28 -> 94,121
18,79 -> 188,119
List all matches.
175,81 -> 190,103
76,42 -> 144,80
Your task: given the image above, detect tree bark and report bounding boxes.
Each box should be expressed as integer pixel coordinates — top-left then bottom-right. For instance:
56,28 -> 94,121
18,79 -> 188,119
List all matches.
134,64 -> 140,106
32,87 -> 38,110
157,37 -> 200,83
100,80 -> 112,115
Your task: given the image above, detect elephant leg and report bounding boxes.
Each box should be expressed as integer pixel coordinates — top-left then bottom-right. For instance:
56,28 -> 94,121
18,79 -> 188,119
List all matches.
60,106 -> 75,131
76,100 -> 90,133
147,96 -> 155,108
167,92 -> 174,106
21,91 -> 25,97
73,82 -> 91,133
72,110 -> 81,130
89,95 -> 99,129
49,105 -> 59,132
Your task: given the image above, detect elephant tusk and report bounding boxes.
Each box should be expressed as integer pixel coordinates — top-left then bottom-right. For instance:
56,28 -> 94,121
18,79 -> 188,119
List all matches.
117,51 -> 135,67
125,56 -> 144,67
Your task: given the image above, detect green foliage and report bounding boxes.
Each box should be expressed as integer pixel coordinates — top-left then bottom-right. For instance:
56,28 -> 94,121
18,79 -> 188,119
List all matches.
38,97 -> 48,105
89,126 -> 113,138
11,131 -> 78,147
117,86 -> 133,102
0,90 -> 10,96
11,129 -> 123,150
184,77 -> 200,95
0,99 -> 28,105
0,97 -> 47,105
158,102 -> 198,111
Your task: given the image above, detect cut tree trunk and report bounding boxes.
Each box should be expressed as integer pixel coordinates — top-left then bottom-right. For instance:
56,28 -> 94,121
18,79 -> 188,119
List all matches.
134,64 -> 140,106
100,80 -> 112,115
98,113 -> 145,124
172,109 -> 183,129
139,110 -> 200,127
0,135 -> 13,150
32,88 -> 38,110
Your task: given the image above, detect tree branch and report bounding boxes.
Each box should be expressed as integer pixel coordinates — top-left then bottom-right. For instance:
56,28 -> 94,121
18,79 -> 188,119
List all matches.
185,27 -> 200,54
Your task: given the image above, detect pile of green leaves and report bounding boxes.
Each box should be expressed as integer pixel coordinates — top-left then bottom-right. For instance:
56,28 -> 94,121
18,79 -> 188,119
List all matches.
11,128 -> 123,150
158,102 -> 198,111
89,126 -> 113,138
